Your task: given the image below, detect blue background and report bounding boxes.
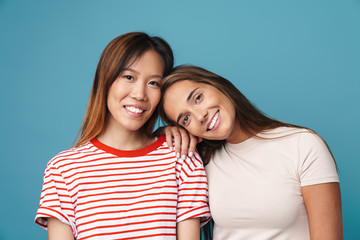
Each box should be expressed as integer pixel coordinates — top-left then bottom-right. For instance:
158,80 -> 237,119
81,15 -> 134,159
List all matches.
1,0 -> 359,239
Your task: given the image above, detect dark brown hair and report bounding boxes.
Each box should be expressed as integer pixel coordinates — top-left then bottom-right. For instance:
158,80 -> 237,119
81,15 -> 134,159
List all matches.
74,32 -> 174,147
159,65 -> 303,164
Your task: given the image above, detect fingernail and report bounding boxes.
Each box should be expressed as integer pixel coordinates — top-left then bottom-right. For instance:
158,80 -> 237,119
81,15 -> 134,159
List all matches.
181,155 -> 186,160
189,152 -> 193,158
176,152 -> 180,158
169,147 -> 173,151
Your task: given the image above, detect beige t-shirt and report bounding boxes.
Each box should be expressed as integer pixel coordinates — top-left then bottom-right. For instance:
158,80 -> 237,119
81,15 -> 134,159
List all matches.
205,127 -> 339,240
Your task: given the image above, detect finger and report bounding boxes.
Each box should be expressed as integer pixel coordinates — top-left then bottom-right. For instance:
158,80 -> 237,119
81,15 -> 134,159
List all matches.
171,127 -> 182,159
164,127 -> 173,151
179,128 -> 190,159
188,134 -> 198,158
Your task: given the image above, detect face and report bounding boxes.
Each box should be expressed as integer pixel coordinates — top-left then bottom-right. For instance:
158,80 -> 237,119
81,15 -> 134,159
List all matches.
106,50 -> 164,133
163,80 -> 239,141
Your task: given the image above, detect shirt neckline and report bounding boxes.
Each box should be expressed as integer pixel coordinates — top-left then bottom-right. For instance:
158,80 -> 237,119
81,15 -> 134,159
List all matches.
90,135 -> 165,157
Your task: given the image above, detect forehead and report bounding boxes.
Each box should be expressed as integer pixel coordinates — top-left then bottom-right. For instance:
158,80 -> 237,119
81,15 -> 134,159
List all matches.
126,50 -> 165,72
166,80 -> 204,96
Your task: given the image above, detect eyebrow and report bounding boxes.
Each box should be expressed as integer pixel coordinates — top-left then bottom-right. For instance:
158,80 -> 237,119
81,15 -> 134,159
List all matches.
123,68 -> 163,79
187,87 -> 199,101
176,87 -> 199,124
176,113 -> 183,125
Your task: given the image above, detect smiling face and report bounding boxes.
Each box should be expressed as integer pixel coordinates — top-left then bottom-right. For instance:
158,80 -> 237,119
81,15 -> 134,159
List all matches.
163,80 -> 241,141
106,50 -> 164,134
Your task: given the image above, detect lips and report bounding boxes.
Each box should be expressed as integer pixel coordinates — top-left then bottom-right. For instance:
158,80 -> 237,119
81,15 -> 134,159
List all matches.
125,106 -> 144,113
207,110 -> 219,131
124,104 -> 146,116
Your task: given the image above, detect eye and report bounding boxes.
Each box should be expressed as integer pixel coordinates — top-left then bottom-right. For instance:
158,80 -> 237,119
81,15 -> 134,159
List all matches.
195,93 -> 203,103
182,115 -> 190,125
148,81 -> 160,87
123,75 -> 134,80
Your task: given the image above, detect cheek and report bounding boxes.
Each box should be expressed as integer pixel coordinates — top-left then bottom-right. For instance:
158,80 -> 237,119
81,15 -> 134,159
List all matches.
106,92 -> 116,111
185,123 -> 200,136
108,84 -> 126,103
148,90 -> 161,106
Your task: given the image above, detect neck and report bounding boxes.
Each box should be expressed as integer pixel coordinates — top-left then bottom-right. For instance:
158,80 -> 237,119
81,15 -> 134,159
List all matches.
97,118 -> 154,151
226,122 -> 251,144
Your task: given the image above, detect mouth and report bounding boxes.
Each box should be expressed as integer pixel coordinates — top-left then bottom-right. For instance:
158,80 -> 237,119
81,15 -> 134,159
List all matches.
124,105 -> 146,115
207,110 -> 219,131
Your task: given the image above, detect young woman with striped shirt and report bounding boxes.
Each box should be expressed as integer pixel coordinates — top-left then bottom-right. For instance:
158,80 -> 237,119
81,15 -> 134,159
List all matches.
35,33 -> 210,240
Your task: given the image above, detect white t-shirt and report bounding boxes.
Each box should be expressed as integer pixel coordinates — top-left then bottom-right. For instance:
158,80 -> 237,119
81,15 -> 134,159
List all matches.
35,136 -> 210,239
205,127 -> 339,240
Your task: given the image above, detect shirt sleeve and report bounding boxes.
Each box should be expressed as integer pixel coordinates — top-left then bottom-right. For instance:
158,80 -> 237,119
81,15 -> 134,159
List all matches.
176,151 -> 211,226
34,159 -> 78,237
298,131 -> 339,187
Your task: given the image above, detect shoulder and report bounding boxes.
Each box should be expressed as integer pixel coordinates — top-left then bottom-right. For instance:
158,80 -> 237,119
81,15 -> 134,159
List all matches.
46,141 -> 97,169
258,126 -> 325,143
176,150 -> 206,181
260,126 -> 334,159
248,127 -> 334,160
181,150 -> 204,169
296,130 -> 333,159
259,126 -> 308,137
270,127 -> 330,149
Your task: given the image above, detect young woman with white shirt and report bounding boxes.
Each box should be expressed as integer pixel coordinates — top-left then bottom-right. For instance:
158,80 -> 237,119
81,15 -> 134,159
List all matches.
159,65 -> 343,240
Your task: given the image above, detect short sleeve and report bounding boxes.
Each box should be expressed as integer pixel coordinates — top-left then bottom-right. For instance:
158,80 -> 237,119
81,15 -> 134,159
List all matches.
34,160 -> 78,237
176,151 -> 211,226
298,132 -> 339,187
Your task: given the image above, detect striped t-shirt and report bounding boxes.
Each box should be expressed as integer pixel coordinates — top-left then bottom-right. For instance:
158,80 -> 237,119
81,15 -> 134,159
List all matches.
35,136 -> 210,239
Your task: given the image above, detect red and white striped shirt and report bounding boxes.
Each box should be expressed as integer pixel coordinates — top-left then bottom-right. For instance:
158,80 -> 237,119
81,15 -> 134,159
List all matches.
35,136 -> 210,239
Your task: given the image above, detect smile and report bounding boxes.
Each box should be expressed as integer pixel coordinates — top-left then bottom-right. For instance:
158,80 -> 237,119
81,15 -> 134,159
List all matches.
207,110 -> 219,131
124,106 -> 145,114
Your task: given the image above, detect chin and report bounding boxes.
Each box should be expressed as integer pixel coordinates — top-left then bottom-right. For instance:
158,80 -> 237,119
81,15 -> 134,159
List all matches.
123,123 -> 146,132
204,134 -> 225,141
207,130 -> 231,141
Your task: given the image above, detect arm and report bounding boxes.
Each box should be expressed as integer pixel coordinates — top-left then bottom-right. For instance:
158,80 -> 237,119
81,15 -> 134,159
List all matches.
302,182 -> 343,240
47,217 -> 74,240
177,218 -> 200,240
154,126 -> 201,159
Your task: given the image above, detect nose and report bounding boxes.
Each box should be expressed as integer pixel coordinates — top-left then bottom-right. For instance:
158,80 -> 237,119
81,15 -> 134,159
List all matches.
194,108 -> 208,124
130,81 -> 147,101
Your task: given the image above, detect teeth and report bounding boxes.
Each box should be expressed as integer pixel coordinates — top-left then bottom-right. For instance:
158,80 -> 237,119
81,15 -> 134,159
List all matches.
125,106 -> 144,114
208,112 -> 219,130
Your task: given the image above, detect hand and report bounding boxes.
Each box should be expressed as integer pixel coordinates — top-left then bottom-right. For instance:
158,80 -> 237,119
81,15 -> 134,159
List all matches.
164,126 -> 202,159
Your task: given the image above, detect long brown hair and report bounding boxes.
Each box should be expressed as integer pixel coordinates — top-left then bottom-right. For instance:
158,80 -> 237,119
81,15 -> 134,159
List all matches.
74,32 -> 174,147
159,65 -> 303,164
